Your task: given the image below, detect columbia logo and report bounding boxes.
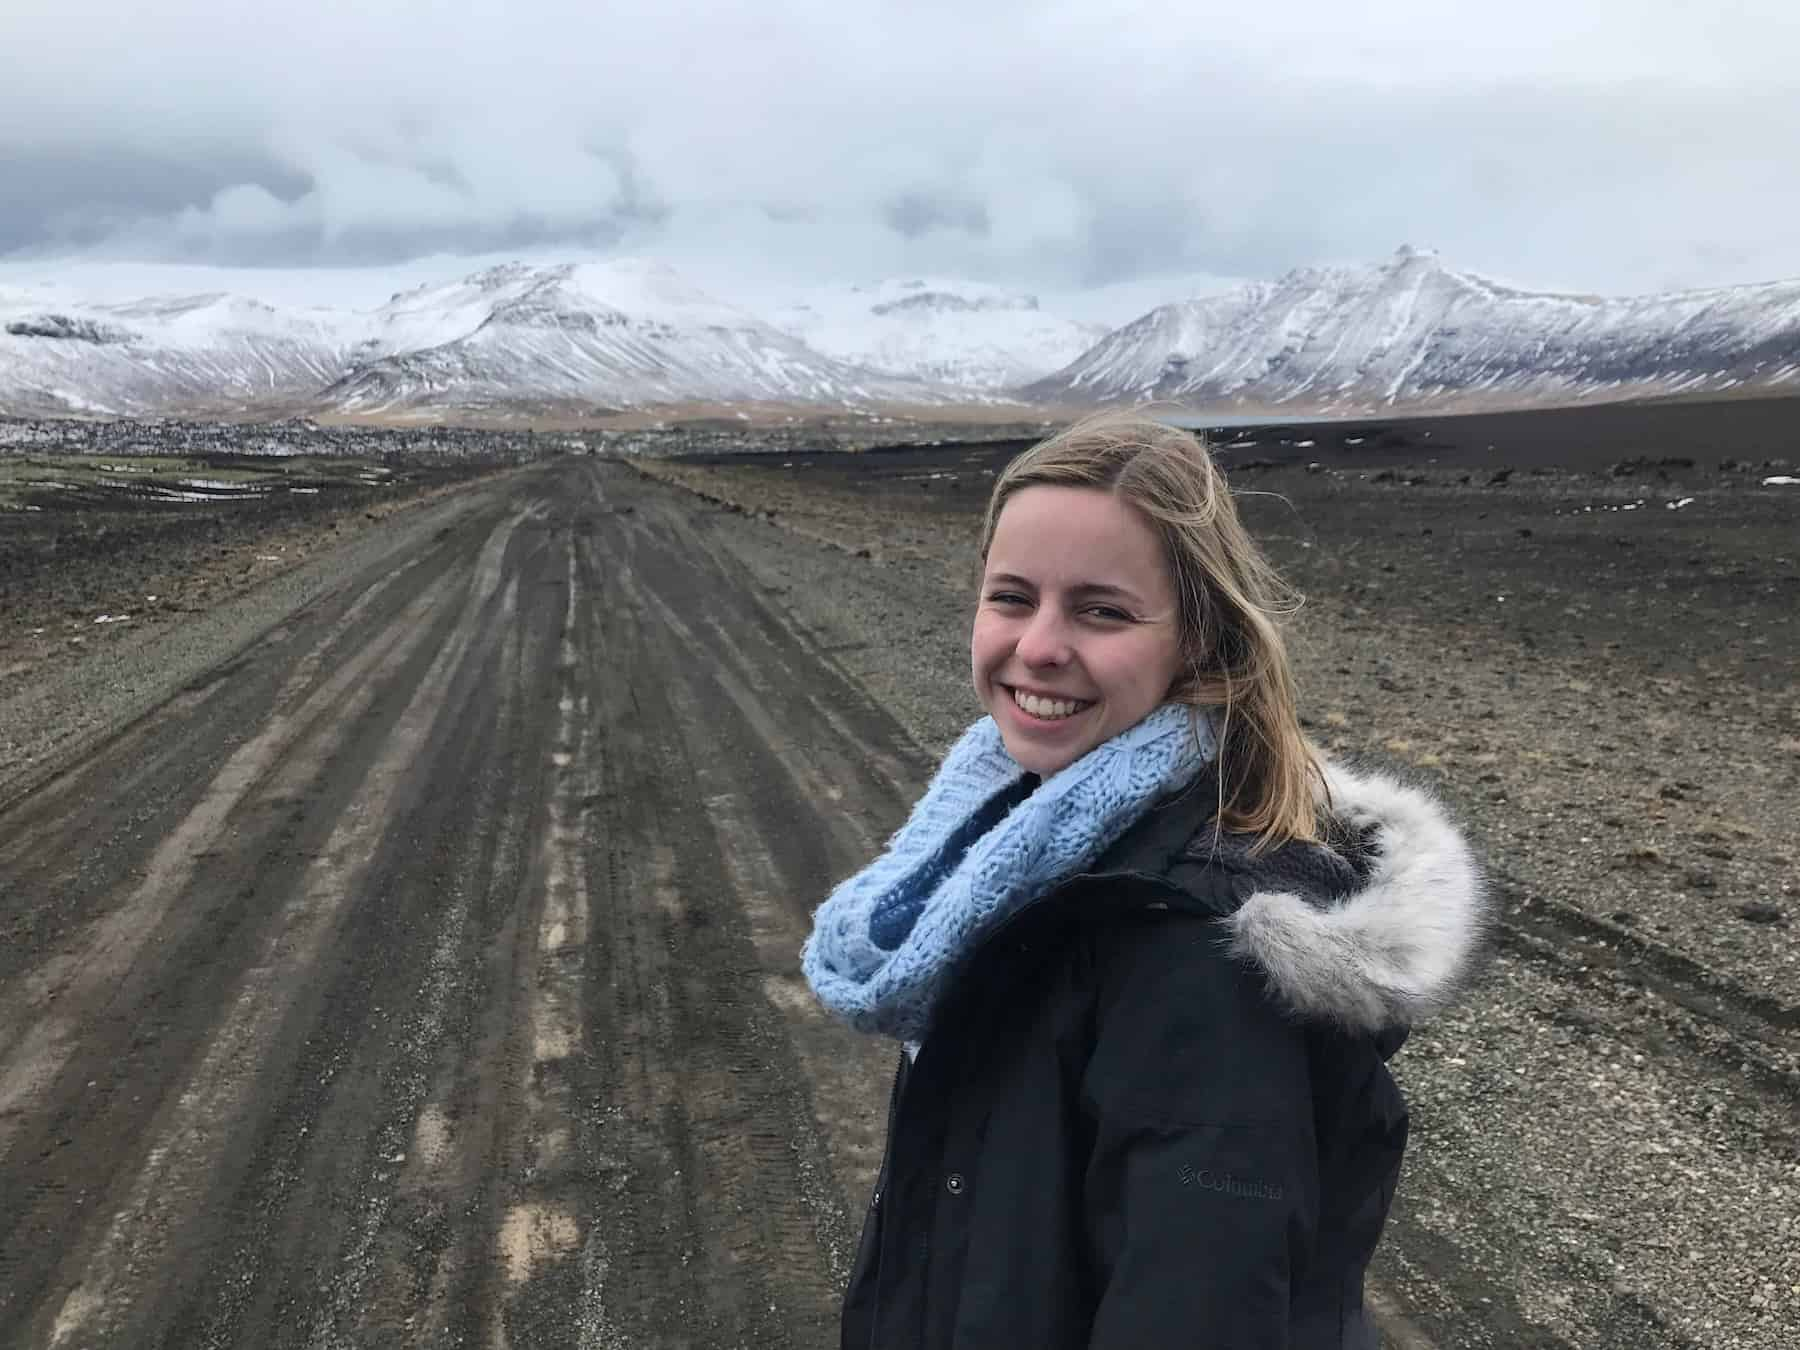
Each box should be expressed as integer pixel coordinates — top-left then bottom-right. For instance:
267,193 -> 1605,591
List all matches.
1179,1164 -> 1283,1201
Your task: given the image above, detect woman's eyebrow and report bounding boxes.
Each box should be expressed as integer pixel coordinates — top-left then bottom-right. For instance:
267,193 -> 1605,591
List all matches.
986,572 -> 1144,604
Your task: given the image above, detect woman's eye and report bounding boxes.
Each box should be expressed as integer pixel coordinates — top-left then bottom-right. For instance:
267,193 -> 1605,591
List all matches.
1087,606 -> 1132,622
987,592 -> 1029,606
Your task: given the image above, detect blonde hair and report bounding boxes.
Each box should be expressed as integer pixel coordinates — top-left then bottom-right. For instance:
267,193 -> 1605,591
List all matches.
978,410 -> 1325,853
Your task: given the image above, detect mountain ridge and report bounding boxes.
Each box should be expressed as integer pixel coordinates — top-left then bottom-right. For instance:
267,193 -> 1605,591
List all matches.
1021,246 -> 1800,412
3,249 -> 1797,422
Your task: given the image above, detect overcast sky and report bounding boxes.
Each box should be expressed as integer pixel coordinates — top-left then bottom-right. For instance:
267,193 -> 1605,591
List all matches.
3,0 -> 1797,306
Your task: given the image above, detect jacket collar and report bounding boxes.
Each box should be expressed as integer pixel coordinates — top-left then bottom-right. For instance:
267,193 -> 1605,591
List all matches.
1081,772 -> 1222,894
1062,759 -> 1492,1035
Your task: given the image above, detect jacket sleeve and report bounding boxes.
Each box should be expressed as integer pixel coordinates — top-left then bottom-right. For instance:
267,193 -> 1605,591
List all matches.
1080,914 -> 1319,1350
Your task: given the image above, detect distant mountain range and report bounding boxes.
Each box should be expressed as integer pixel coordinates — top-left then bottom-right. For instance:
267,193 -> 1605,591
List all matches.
1024,246 -> 1800,412
2,249 -> 1797,422
0,261 -> 961,421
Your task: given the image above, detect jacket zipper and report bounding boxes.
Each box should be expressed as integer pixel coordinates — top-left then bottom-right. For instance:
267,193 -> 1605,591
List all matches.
864,871 -> 1195,1346
873,1049 -> 906,1208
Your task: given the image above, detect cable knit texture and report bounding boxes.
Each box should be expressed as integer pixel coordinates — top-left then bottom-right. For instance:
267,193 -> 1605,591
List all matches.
803,703 -> 1214,1042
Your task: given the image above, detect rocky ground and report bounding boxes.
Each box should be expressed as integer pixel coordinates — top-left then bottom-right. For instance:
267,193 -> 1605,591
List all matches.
0,404 -> 1795,1348
630,428 -> 1799,1349
0,450 -> 518,805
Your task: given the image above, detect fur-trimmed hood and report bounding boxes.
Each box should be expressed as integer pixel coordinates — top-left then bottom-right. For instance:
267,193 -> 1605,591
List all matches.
1186,760 -> 1493,1035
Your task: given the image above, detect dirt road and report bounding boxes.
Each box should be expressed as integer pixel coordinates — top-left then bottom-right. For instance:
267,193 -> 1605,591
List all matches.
0,458 -> 920,1347
6,441 -> 1796,1349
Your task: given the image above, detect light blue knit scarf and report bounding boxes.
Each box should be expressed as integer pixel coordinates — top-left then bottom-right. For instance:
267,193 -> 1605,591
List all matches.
802,702 -> 1215,1043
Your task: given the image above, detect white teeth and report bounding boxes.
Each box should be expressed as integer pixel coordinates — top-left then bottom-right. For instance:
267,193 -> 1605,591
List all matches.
1011,688 -> 1089,721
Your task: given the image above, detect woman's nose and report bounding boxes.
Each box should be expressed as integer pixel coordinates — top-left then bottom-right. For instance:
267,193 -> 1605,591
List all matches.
1015,608 -> 1072,666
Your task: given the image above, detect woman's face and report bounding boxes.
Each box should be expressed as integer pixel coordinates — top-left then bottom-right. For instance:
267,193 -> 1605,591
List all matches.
972,485 -> 1185,776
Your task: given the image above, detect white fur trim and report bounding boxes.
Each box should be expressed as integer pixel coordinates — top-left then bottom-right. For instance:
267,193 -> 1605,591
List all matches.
1224,760 -> 1491,1033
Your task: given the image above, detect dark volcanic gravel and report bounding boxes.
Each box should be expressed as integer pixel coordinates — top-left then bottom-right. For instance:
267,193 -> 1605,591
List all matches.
3,396 -> 1795,1347
0,460 -> 518,806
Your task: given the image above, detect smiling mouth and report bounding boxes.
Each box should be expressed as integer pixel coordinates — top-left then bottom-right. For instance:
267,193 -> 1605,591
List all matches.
1006,685 -> 1095,722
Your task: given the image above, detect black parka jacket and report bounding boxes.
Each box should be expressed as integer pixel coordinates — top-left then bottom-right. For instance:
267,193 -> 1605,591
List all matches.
840,760 -> 1490,1350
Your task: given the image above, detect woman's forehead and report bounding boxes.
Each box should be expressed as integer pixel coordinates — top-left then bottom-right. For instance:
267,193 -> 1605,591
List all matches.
993,489 -> 1159,561
984,486 -> 1168,591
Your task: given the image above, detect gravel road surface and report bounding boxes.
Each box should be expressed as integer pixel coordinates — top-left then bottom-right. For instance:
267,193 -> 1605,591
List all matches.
3,443 -> 1795,1349
1,459 -> 919,1348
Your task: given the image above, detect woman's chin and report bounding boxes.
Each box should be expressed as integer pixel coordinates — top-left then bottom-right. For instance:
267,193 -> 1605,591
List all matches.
997,726 -> 1084,777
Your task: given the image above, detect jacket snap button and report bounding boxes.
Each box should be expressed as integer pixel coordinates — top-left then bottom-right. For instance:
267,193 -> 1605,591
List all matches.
945,1172 -> 965,1196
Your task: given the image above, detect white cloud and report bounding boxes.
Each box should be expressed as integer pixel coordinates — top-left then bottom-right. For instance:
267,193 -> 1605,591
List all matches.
1,1 -> 1797,293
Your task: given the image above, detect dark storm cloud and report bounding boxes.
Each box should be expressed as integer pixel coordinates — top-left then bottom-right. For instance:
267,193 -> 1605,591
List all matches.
1068,197 -> 1321,292
882,192 -> 990,240
0,147 -> 312,256
151,216 -> 638,270
0,133 -> 672,268
1,1 -> 1797,293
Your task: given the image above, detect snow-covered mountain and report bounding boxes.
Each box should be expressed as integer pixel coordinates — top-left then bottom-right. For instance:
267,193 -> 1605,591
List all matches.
770,279 -> 1106,390
1023,247 -> 1800,412
5,249 -> 1800,422
0,290 -> 355,417
322,261 -> 958,416
0,260 -> 965,420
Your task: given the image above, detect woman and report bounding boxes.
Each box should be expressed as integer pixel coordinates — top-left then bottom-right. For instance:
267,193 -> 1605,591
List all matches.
803,413 -> 1490,1349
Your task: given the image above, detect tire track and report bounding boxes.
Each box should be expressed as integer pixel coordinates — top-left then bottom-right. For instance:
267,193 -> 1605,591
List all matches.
603,489 -> 927,1214
301,508 -> 568,1350
0,540 -> 444,1002
484,519 -> 615,1350
532,463 -> 880,1348
20,505 -> 530,1348
0,564 -> 458,1158
0,493 -> 539,1342
0,457 -> 980,1348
